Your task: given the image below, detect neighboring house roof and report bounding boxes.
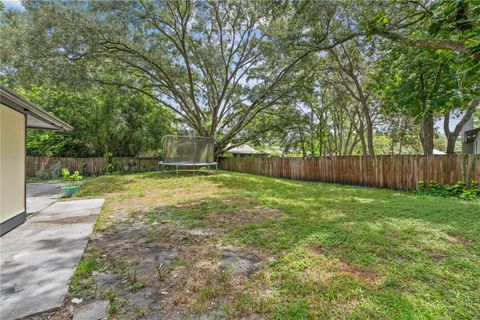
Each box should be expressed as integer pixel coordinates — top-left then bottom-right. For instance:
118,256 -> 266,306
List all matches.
433,149 -> 446,155
0,84 -> 73,131
227,144 -> 266,155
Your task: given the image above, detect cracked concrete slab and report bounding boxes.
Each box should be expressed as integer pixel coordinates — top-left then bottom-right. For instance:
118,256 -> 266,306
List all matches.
0,198 -> 105,320
73,300 -> 109,320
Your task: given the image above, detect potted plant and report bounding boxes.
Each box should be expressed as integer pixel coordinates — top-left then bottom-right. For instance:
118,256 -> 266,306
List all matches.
61,168 -> 83,197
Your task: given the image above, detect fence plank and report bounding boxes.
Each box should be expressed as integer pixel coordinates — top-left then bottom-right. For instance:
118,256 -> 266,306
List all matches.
219,155 -> 480,191
26,156 -> 159,177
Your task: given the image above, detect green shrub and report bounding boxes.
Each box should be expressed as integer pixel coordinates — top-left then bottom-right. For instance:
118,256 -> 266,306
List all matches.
37,162 -> 64,180
102,162 -> 122,174
417,180 -> 479,200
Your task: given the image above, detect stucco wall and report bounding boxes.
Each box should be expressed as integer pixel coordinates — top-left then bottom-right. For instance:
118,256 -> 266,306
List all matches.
1,104 -> 25,224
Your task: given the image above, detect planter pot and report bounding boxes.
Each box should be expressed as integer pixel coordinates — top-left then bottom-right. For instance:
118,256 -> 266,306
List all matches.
62,185 -> 79,197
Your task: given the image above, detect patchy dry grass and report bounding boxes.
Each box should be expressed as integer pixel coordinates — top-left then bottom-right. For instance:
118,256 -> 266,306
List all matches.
55,171 -> 480,319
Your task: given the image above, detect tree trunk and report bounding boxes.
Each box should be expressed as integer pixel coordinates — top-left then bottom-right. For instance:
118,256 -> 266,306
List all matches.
443,98 -> 479,154
421,114 -> 434,155
358,121 -> 368,156
348,135 -> 360,155
445,135 -> 458,154
398,133 -> 404,155
365,114 -> 375,156
298,129 -> 307,157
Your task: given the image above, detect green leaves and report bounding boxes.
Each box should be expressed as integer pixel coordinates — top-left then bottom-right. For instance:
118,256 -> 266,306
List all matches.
62,168 -> 83,183
376,45 -> 474,119
19,84 -> 176,157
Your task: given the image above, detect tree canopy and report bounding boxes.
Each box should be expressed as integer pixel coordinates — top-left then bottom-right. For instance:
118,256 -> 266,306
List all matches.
1,0 -> 478,157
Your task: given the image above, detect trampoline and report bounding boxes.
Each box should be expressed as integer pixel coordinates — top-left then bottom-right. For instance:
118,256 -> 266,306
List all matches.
158,135 -> 218,175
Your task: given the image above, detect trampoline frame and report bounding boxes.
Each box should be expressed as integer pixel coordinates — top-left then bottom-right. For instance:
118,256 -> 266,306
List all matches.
159,135 -> 217,175
158,161 -> 218,175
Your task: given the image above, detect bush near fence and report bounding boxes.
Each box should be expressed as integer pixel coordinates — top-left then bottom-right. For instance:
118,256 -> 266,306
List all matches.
26,156 -> 160,177
219,155 -> 480,191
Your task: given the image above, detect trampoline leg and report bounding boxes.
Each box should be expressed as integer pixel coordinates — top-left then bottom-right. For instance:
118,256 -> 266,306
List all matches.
176,165 -> 178,176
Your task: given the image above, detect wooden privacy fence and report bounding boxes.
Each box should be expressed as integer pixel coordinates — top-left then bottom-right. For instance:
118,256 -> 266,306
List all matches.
26,156 -> 160,177
219,155 -> 480,190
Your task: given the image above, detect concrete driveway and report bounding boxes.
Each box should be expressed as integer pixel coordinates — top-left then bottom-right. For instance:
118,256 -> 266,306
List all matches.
26,182 -> 66,214
1,186 -> 105,320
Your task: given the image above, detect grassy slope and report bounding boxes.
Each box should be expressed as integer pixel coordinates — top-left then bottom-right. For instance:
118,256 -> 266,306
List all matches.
77,171 -> 480,319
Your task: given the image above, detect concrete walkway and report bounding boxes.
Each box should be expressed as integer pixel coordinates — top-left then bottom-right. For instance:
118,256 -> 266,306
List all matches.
26,182 -> 66,214
0,198 -> 105,320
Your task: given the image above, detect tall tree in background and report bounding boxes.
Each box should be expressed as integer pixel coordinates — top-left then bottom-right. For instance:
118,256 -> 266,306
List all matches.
326,41 -> 379,155
378,46 -> 473,155
443,98 -> 479,154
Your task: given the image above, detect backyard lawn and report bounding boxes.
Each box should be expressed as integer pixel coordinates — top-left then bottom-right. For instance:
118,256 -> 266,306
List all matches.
57,171 -> 478,319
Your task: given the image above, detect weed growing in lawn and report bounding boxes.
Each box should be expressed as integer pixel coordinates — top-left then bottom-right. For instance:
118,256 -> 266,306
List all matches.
70,252 -> 110,298
116,262 -> 146,292
102,289 -> 119,319
134,306 -> 145,319
195,285 -> 227,310
233,293 -> 255,313
124,269 -> 145,292
171,256 -> 188,268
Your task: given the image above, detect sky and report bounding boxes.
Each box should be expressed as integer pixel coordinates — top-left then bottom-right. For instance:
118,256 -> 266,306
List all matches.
1,0 -> 24,11
436,116 -> 462,136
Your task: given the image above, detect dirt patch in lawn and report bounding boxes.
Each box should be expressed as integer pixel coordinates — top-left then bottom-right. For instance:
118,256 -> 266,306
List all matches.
308,246 -> 383,286
24,201 -> 280,319
336,261 -> 383,286
309,245 -> 340,256
445,234 -> 475,244
426,249 -> 449,261
304,266 -> 332,283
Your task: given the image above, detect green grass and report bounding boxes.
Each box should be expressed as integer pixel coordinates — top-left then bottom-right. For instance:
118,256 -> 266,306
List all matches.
70,253 -> 110,297
77,171 -> 480,319
27,175 -> 94,184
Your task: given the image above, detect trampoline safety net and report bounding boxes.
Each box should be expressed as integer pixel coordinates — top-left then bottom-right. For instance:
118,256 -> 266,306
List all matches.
161,135 -> 215,164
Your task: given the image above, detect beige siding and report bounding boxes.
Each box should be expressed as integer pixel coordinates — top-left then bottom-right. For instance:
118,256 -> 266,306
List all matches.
1,104 -> 25,223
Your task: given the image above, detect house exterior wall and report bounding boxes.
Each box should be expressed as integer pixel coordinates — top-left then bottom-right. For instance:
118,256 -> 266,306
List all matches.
1,103 -> 26,235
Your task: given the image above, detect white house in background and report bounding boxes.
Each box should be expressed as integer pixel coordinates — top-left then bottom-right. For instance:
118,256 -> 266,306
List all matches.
433,149 -> 446,155
462,118 -> 480,154
226,144 -> 268,157
0,85 -> 72,236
